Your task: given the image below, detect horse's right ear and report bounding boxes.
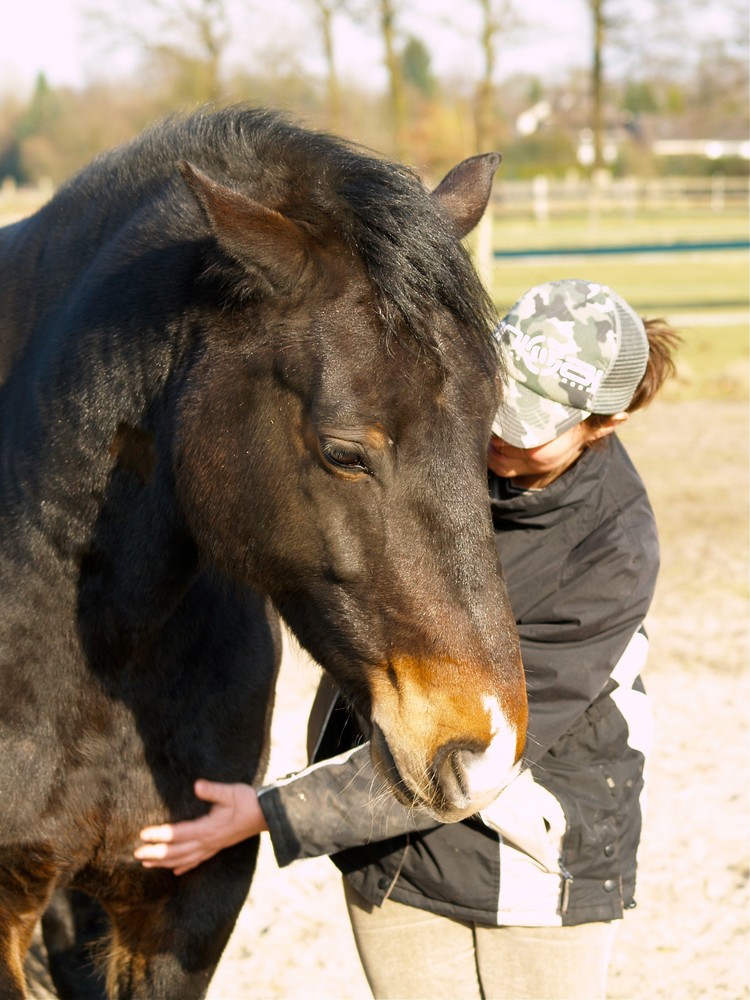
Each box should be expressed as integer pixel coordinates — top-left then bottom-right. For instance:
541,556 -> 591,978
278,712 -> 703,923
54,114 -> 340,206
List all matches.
177,160 -> 312,296
431,153 -> 501,239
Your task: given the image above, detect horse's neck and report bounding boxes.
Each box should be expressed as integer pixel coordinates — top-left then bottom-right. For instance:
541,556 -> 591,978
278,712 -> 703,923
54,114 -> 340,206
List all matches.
0,395 -> 200,650
0,306 -> 184,566
0,218 -> 39,384
0,190 -> 155,385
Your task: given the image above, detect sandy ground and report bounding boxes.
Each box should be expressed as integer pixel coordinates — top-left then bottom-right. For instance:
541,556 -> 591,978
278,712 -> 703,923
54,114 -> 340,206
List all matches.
27,399 -> 750,999
203,652 -> 750,1000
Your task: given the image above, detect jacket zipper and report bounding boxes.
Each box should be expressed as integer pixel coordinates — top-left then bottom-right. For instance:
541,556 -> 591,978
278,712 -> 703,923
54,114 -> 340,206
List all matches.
559,859 -> 574,913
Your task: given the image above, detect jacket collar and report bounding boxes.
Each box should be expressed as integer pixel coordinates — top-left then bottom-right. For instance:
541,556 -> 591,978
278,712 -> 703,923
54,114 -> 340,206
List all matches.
489,436 -> 614,524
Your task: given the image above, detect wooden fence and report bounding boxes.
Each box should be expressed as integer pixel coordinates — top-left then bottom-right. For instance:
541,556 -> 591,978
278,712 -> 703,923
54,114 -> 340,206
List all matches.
1,172 -> 748,230
491,174 -> 749,221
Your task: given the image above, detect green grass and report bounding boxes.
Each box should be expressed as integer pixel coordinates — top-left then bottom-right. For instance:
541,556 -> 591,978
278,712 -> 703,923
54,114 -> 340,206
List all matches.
482,213 -> 749,402
492,209 -> 749,251
491,251 -> 748,312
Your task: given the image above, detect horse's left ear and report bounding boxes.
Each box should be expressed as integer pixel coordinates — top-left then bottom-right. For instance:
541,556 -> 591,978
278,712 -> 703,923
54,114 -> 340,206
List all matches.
178,160 -> 312,295
431,153 -> 502,239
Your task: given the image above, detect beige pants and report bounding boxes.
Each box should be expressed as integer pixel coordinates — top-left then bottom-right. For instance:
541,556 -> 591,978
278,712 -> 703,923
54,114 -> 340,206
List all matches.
344,880 -> 618,1000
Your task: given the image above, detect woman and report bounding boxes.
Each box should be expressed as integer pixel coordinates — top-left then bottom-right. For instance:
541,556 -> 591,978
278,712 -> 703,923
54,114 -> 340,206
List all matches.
137,279 -> 679,1000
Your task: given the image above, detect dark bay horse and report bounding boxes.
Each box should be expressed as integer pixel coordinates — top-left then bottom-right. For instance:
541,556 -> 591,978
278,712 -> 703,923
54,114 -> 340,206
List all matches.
0,107 -> 526,998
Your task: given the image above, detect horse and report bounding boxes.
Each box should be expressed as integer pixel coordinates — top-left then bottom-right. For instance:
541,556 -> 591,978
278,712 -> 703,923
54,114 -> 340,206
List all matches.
0,106 -> 527,999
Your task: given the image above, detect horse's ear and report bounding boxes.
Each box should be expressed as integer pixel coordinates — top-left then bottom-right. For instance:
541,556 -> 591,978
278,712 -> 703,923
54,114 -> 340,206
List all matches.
178,160 -> 311,295
431,153 -> 502,239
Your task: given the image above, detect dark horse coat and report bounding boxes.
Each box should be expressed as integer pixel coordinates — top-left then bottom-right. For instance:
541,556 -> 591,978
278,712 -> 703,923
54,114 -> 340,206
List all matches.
0,107 -> 527,998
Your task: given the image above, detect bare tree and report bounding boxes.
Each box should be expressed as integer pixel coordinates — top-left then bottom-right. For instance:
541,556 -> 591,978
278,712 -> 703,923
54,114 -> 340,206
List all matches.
84,0 -> 232,102
585,0 -> 684,172
290,0 -> 410,151
472,0 -> 519,154
300,0 -> 356,130
445,1 -> 521,289
588,0 -> 606,171
376,0 -> 408,158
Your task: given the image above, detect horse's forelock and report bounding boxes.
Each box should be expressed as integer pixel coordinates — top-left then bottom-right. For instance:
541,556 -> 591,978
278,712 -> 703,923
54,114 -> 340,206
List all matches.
302,140 -> 499,368
150,108 -> 498,374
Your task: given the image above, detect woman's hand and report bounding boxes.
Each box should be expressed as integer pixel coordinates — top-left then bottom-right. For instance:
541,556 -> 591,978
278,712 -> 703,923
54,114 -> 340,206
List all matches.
135,779 -> 268,876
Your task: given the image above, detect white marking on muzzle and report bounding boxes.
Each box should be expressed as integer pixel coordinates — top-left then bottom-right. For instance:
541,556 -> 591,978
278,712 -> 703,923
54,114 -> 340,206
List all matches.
461,696 -> 521,809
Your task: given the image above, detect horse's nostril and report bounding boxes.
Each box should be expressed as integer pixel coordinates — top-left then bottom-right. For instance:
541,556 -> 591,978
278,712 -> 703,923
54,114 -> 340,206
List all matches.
430,742 -> 483,810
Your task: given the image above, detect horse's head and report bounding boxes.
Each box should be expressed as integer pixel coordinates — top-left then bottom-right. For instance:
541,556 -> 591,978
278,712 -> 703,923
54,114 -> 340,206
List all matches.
174,133 -> 526,822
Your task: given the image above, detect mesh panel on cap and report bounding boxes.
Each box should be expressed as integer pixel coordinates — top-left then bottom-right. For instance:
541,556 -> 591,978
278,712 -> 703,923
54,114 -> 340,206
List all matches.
589,298 -> 648,413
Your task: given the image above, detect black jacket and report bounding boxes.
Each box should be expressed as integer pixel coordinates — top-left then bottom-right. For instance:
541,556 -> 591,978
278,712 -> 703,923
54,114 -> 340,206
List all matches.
260,435 -> 659,926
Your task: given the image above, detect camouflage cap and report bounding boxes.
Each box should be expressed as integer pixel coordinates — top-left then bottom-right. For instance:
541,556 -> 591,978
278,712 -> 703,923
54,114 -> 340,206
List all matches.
492,279 -> 649,448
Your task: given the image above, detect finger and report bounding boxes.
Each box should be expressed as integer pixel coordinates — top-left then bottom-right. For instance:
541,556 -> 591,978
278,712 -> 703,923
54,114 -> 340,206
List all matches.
134,845 -> 204,869
139,824 -> 178,843
134,842 -> 171,861
141,846 -> 215,875
139,818 -> 211,844
193,779 -> 235,805
135,842 -> 193,863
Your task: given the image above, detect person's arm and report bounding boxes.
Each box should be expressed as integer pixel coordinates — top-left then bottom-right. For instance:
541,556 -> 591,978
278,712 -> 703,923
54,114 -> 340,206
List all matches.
259,741 -> 440,866
135,743 -> 439,875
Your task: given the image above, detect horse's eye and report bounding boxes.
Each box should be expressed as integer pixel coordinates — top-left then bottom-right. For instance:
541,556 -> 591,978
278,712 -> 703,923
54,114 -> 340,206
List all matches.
321,440 -> 370,474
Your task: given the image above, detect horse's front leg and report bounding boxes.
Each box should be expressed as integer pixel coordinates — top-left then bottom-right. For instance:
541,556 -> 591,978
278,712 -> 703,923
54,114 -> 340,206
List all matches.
101,837 -> 258,1000
0,854 -> 58,1000
0,868 -> 55,1000
0,907 -> 41,999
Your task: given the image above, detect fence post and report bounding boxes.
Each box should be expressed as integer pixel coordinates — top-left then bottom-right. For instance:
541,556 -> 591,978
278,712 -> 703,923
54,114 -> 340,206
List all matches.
474,203 -> 494,295
621,175 -> 638,218
588,168 -> 611,224
532,175 -> 549,223
711,173 -> 725,212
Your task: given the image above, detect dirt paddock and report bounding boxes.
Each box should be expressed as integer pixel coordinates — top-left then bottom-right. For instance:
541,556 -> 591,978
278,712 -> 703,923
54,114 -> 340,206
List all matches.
27,400 -> 750,999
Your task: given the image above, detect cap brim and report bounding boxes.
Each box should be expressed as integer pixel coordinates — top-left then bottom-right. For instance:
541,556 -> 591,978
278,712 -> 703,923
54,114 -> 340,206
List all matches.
492,380 -> 590,448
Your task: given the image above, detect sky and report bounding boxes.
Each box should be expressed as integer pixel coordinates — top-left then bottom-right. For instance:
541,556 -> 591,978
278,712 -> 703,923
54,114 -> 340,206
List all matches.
0,0 -> 741,98
0,0 -> 595,96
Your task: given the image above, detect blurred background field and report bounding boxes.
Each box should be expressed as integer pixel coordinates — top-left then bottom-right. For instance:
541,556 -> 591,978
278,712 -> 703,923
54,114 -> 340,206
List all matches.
489,220 -> 748,402
2,0 -> 747,409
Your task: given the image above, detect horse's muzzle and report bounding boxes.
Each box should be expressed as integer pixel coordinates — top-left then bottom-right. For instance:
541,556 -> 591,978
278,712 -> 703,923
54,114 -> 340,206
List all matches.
370,712 -> 522,823
366,652 -> 527,821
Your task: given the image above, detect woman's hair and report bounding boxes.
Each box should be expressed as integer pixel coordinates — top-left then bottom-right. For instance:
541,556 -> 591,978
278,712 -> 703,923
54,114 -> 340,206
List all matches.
588,318 -> 681,431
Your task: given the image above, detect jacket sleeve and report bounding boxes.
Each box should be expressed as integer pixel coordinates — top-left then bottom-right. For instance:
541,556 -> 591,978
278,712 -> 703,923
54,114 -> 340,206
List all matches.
257,744 -> 439,868
519,498 -> 658,765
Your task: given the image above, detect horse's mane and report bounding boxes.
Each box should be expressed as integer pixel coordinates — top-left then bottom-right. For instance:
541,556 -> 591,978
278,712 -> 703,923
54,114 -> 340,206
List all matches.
59,106 -> 498,367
